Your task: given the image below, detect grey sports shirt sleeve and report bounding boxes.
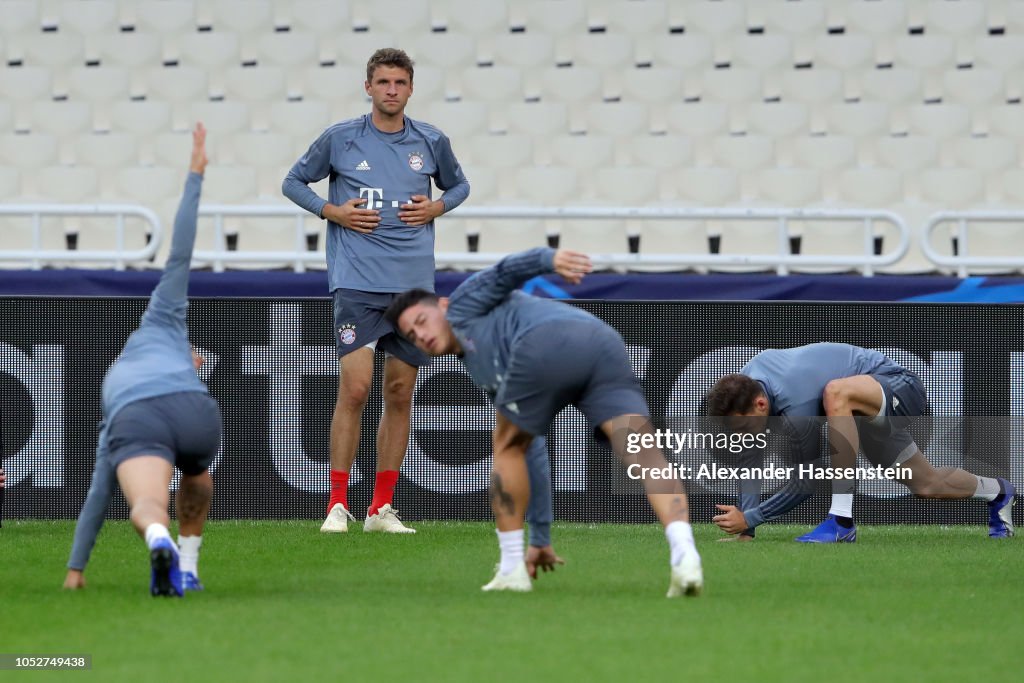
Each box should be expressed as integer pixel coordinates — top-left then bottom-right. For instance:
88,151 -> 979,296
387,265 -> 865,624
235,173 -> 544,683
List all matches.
447,248 -> 556,323
140,172 -> 203,333
526,437 -> 552,547
67,438 -> 116,570
432,133 -> 470,213
281,129 -> 330,219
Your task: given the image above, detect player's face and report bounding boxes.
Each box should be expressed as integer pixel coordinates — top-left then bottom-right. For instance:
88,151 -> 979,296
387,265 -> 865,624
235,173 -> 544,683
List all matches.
398,300 -> 456,356
365,66 -> 413,118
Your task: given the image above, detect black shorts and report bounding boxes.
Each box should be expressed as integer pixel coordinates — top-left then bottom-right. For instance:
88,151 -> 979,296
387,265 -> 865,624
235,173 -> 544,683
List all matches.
858,369 -> 928,466
333,288 -> 430,367
107,391 -> 222,476
495,318 -> 650,439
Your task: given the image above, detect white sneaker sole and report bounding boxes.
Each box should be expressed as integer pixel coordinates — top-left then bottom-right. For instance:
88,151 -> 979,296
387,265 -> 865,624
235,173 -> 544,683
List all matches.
667,558 -> 704,598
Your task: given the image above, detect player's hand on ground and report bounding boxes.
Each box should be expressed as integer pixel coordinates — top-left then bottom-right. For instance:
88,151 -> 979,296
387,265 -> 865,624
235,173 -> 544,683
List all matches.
717,533 -> 755,542
712,504 -> 751,535
326,198 -> 380,233
553,249 -> 593,285
62,569 -> 86,590
189,122 -> 207,176
398,195 -> 443,226
526,544 -> 565,580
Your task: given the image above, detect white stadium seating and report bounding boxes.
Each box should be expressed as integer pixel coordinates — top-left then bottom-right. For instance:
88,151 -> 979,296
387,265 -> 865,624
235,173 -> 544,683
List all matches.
1,0 -> 1023,273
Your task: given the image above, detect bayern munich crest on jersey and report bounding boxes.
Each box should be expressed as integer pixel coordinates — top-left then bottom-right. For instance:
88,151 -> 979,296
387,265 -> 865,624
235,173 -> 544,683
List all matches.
339,324 -> 357,345
408,153 -> 424,171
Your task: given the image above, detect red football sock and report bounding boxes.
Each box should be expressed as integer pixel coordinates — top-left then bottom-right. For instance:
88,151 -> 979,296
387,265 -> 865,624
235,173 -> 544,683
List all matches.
328,469 -> 349,515
368,470 -> 399,517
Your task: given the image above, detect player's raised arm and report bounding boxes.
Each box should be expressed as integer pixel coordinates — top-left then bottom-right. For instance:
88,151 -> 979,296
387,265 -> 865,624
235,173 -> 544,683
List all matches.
140,122 -> 207,331
447,248 -> 592,321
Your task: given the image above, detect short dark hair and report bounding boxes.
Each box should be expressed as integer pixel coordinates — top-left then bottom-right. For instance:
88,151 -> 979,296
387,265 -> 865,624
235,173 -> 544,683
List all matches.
366,48 -> 414,83
384,288 -> 438,331
705,374 -> 765,416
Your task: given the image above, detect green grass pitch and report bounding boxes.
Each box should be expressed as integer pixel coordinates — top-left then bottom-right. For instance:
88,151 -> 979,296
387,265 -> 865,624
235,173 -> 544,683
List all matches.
3,521 -> 1021,682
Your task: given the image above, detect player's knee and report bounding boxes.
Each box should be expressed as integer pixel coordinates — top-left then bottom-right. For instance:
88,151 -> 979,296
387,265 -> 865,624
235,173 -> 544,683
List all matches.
382,377 -> 414,408
337,379 -> 371,409
822,380 -> 849,414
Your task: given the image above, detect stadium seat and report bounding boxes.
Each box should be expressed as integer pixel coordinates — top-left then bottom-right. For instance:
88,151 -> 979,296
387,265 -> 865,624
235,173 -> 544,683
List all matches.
698,67 -> 763,105
298,65 -> 365,104
942,68 -> 1005,111
824,101 -> 891,139
73,132 -> 139,169
555,208 -> 630,258
468,133 -> 533,172
666,101 -> 730,163
456,163 -> 497,202
268,100 -> 329,141
285,0 -> 350,37
360,0 -> 432,35
861,68 -> 924,130
952,135 -> 1017,185
812,33 -> 877,75
457,66 -> 523,104
758,0 -> 827,60
0,101 -> 12,131
419,100 -> 490,138
115,165 -> 180,206
190,101 -> 251,138
673,167 -> 740,206
133,0 -> 195,35
567,33 -> 635,70
502,102 -> 569,137
408,33 -> 477,70
987,103 -> 1024,139
492,32 -> 555,70
231,132 -> 296,195
617,67 -> 685,107
93,32 -> 162,71
27,164 -> 98,202
844,0 -> 907,62
893,35 -> 956,100
779,67 -> 843,107
201,164 -> 258,202
873,135 -> 939,174
924,0 -> 986,53
58,0 -> 119,36
152,130 -> 192,167
905,103 -> 971,139
597,0 -> 668,34
144,67 -> 208,126
0,67 -> 53,130
0,1 -> 40,38
110,100 -> 172,137
518,0 -> 586,36
547,134 -> 615,171
838,167 -> 904,206
973,35 -> 1024,72
754,167 -> 822,206
0,166 -> 20,199
711,134 -> 775,173
222,66 -> 287,106
727,34 -> 793,72
595,166 -> 659,205
435,0 -> 508,34
19,32 -> 85,69
792,135 -> 857,172
211,0 -> 274,35
67,66 -> 130,103
472,216 -> 551,257
651,34 -> 714,73
743,101 -> 810,138
584,101 -> 651,137
920,167 -> 985,207
256,31 -> 318,69
514,165 -> 578,204
179,32 -> 241,71
624,134 -> 694,175
683,1 -> 747,39
539,66 -> 605,105
29,101 -> 92,139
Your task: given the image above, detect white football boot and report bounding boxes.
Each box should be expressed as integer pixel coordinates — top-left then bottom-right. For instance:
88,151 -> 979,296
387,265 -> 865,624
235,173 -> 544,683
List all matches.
320,503 -> 355,533
666,549 -> 704,598
362,504 -> 416,534
481,562 -> 532,592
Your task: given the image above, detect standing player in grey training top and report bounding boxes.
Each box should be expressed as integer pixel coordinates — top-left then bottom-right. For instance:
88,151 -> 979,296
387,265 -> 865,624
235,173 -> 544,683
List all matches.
706,343 -> 1015,542
283,48 -> 469,534
385,248 -> 703,597
64,124 -> 221,597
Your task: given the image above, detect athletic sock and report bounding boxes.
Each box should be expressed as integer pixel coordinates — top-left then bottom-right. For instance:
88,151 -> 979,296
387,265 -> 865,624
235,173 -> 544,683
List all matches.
328,469 -> 349,515
665,521 -> 696,567
828,493 -> 854,520
973,476 -> 1001,502
497,529 -> 525,575
368,470 -> 399,517
178,535 -> 202,576
144,523 -> 173,551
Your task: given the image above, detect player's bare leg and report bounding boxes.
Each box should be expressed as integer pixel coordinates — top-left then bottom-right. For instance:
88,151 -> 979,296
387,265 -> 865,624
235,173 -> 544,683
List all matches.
602,414 -> 702,597
364,356 -> 417,533
177,470 -> 212,590
322,347 -> 373,532
117,456 -> 182,596
482,413 -> 533,592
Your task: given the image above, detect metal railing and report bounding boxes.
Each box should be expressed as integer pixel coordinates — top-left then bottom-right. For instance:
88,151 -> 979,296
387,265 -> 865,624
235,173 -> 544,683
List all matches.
922,211 -> 1024,278
193,204 -> 910,276
0,204 -> 163,270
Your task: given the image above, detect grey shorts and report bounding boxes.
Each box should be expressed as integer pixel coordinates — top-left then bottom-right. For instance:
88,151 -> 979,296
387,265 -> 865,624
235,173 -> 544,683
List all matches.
333,288 -> 430,367
107,391 -> 222,476
495,318 -> 650,439
858,369 -> 928,467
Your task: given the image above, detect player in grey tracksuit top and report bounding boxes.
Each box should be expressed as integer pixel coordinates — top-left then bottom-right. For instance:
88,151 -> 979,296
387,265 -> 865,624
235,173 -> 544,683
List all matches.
385,248 -> 704,597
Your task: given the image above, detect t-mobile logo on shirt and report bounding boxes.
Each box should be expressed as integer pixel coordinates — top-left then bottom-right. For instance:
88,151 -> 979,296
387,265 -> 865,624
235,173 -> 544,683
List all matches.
360,187 -> 409,209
